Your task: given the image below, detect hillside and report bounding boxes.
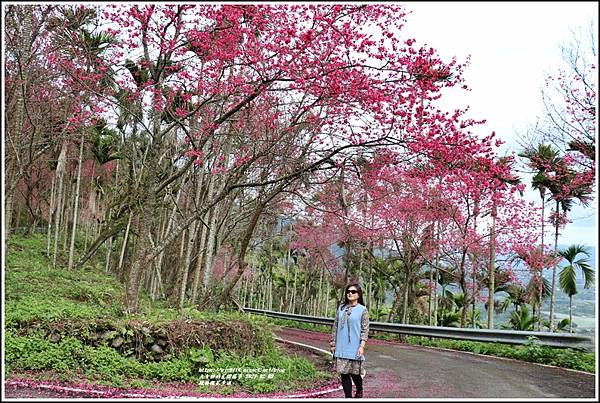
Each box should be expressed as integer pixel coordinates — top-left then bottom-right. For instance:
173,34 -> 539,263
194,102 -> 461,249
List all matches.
4,233 -> 333,396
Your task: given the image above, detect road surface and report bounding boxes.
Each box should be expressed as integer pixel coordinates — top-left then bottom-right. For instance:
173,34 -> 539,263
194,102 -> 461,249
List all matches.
275,327 -> 596,399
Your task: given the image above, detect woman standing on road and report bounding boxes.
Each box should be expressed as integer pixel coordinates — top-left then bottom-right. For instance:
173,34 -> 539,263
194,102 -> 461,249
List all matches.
330,283 -> 370,398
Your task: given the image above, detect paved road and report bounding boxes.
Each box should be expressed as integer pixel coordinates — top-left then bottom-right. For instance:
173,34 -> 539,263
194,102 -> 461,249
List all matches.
275,327 -> 596,399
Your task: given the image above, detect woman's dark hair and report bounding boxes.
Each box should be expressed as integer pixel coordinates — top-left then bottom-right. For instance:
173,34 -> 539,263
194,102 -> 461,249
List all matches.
341,283 -> 365,308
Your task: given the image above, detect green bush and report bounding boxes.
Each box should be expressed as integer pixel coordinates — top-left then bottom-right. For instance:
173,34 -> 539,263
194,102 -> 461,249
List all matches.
407,336 -> 595,373
6,328 -> 327,394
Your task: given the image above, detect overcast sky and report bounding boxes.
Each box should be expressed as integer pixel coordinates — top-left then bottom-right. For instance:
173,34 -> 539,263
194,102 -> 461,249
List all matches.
399,1 -> 598,248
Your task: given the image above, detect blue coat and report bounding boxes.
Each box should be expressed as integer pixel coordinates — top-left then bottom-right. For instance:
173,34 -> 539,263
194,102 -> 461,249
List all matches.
334,303 -> 366,361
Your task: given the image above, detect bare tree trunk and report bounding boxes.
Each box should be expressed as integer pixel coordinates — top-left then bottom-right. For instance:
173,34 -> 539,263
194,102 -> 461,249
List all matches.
401,273 -> 410,324
67,132 -> 85,270
5,6 -> 33,241
5,180 -> 17,240
317,265 -> 324,316
202,206 -> 219,292
388,287 -> 402,323
62,181 -> 73,251
199,172 -> 217,290
325,280 -> 331,317
433,266 -> 439,326
178,221 -> 196,311
149,268 -> 157,301
105,237 -> 113,273
104,160 -> 119,273
291,266 -> 298,313
279,286 -> 284,313
52,142 -> 68,268
241,275 -> 248,307
190,212 -> 209,304
433,221 -> 441,326
125,213 -> 151,314
458,249 -> 469,328
118,213 -> 133,274
301,274 -> 308,313
154,188 -> 182,291
268,276 -> 273,311
428,263 -> 434,326
487,213 -> 496,329
46,176 -> 56,257
472,263 -> 477,328
549,201 -> 561,332
179,226 -> 186,262
146,233 -> 165,301
367,259 -> 373,313
257,276 -> 263,310
569,296 -> 573,333
213,196 -> 272,309
239,276 -> 245,307
178,180 -> 202,311
400,280 -> 411,340
284,245 -> 291,306
538,192 -> 546,331
248,270 -> 255,308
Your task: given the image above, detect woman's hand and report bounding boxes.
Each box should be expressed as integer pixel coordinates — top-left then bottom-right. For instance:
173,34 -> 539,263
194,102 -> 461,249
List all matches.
330,343 -> 336,354
357,346 -> 364,357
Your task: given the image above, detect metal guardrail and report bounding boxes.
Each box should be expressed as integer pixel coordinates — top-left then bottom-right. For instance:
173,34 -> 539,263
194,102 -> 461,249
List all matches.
243,307 -> 594,351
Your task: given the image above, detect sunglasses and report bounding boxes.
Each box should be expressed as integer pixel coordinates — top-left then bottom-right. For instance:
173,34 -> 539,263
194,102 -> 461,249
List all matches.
346,290 -> 359,294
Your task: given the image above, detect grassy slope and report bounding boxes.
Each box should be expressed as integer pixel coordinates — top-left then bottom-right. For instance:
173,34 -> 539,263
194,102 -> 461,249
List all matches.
4,233 -> 334,395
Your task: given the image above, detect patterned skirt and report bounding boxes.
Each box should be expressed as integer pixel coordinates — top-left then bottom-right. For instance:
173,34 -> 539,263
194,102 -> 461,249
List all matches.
335,357 -> 364,375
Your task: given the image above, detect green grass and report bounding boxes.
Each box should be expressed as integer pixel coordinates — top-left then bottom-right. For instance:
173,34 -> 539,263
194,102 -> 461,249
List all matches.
4,233 -> 333,394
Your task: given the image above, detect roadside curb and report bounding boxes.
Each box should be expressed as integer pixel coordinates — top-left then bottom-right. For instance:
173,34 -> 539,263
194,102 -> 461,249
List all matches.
274,337 -> 343,398
5,379 -> 166,399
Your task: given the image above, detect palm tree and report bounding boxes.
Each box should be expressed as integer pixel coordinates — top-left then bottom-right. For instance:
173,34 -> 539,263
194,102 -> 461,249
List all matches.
558,244 -> 593,333
525,274 -> 551,330
483,267 -> 516,327
518,144 -> 561,242
496,283 -> 527,315
547,166 -> 593,331
484,156 -> 522,329
437,309 -> 461,327
518,144 -> 561,329
435,267 -> 457,303
370,268 -> 389,321
556,318 -> 574,333
501,305 -> 535,331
